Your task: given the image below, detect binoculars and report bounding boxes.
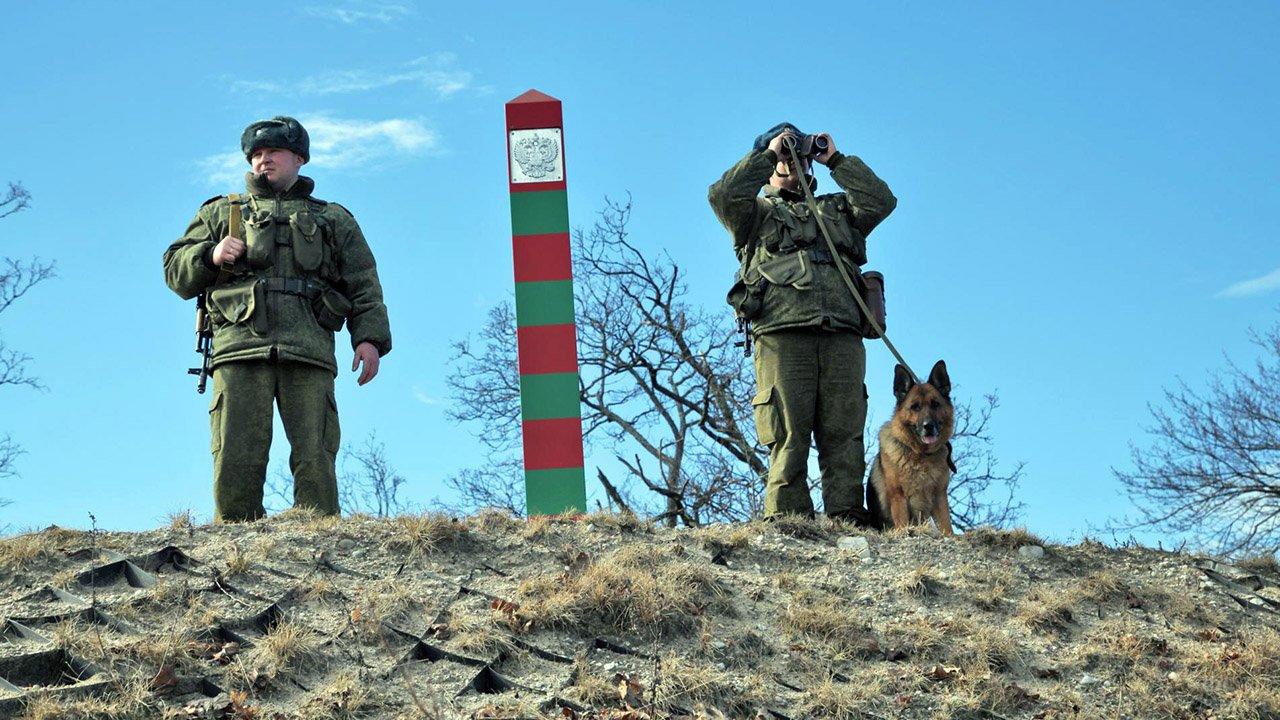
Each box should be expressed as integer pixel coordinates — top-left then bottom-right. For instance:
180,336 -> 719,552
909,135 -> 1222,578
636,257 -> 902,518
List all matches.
781,133 -> 830,159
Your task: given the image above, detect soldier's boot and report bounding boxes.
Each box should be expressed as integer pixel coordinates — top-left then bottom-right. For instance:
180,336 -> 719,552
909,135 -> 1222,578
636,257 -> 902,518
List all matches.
813,334 -> 869,519
210,362 -> 275,522
278,363 -> 340,516
754,332 -> 819,518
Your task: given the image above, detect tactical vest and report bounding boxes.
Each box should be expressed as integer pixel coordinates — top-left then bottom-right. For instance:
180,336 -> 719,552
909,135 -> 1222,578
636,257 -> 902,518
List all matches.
206,193 -> 352,334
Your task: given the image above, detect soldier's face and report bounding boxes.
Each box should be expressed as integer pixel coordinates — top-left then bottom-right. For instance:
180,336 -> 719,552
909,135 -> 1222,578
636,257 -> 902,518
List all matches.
250,147 -> 305,190
769,156 -> 810,192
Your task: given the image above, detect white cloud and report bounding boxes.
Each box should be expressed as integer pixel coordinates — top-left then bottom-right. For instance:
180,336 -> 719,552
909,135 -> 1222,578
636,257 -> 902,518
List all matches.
305,1 -> 413,24
412,387 -> 441,406
194,115 -> 438,186
1217,266 -> 1280,298
231,54 -> 472,99
195,151 -> 247,187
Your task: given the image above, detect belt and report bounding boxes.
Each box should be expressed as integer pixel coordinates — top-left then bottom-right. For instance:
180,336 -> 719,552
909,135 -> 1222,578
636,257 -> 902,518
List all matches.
262,277 -> 322,300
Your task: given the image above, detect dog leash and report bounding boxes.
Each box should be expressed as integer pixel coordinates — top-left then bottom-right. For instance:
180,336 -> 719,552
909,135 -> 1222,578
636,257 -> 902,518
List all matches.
785,142 -> 920,385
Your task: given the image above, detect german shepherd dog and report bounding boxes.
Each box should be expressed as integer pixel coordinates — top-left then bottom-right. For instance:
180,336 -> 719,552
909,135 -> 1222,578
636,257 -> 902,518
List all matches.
866,360 -> 955,535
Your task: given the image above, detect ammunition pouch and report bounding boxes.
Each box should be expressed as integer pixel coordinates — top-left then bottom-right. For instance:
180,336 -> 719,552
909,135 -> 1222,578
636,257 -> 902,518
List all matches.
289,211 -> 323,272
858,270 -> 887,339
206,278 -> 260,327
312,286 -> 353,332
727,268 -> 767,321
757,251 -> 812,289
243,209 -> 275,270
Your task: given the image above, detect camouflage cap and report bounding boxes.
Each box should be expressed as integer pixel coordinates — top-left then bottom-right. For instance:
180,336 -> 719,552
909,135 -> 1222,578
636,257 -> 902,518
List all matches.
241,116 -> 310,163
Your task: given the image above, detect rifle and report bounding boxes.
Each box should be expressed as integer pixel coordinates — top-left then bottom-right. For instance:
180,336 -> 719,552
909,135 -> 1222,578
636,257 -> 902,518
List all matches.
188,295 -> 214,393
186,193 -> 242,394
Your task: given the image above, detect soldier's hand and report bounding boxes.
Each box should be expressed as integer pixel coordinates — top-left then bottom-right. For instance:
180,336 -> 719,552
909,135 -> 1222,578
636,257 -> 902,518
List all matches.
352,342 -> 380,386
212,236 -> 246,266
767,130 -> 798,158
814,133 -> 837,165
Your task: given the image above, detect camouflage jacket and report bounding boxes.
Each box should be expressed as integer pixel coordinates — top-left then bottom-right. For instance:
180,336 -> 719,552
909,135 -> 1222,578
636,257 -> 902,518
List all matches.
163,174 -> 392,374
708,148 -> 896,336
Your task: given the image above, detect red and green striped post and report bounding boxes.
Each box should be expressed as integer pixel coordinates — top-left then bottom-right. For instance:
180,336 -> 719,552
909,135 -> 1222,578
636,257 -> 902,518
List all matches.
505,89 -> 587,516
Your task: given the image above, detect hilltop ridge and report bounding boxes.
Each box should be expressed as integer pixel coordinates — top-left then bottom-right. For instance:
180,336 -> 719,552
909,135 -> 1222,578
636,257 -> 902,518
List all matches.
0,511 -> 1277,719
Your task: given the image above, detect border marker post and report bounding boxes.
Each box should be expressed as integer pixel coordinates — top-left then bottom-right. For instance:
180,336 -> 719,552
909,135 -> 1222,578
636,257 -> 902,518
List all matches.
505,89 -> 587,516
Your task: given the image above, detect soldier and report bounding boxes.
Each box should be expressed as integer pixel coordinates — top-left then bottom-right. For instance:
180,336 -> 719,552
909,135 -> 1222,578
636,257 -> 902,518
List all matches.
709,123 -> 896,522
164,116 -> 392,522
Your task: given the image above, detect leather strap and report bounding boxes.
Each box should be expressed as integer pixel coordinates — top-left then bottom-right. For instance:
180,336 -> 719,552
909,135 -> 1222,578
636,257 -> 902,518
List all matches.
785,142 -> 919,384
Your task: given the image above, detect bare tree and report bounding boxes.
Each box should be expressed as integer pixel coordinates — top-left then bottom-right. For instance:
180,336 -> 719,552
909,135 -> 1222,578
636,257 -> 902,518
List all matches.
447,197 -> 1023,529
448,198 -> 764,525
1114,322 -> 1280,555
947,393 -> 1025,530
264,431 -> 407,517
1,181 -> 52,507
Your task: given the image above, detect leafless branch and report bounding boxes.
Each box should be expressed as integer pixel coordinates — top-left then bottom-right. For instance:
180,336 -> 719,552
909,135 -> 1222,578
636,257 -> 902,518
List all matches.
1114,321 -> 1280,555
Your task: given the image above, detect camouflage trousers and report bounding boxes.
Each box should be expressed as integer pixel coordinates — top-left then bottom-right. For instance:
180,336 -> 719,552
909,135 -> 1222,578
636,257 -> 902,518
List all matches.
209,361 -> 340,522
752,330 -> 868,519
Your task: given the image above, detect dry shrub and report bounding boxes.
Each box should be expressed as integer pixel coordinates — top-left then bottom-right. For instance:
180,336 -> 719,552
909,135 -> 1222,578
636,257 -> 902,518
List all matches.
516,544 -> 727,635
1016,588 -> 1075,634
382,512 -> 469,556
564,655 -> 616,706
964,526 -> 1046,550
1236,552 -> 1280,577
780,590 -> 879,659
224,542 -> 252,576
944,673 -> 1043,717
769,514 -> 835,541
166,510 -> 195,532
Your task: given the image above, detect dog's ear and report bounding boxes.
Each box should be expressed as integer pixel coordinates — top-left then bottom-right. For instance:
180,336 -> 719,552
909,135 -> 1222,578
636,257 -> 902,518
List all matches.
928,360 -> 951,398
893,364 -> 914,405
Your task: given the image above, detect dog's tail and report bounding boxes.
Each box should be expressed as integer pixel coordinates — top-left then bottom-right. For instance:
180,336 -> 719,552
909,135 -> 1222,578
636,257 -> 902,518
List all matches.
864,456 -> 887,531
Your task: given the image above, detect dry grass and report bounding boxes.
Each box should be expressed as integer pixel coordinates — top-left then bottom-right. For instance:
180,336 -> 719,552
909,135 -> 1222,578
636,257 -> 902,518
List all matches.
302,671 -> 374,720
897,564 -> 944,598
166,510 -> 194,533
584,510 -> 652,534
1016,587 -> 1076,634
796,671 -> 897,719
963,525 -> 1046,550
350,579 -> 414,639
18,676 -> 157,720
1077,568 -> 1127,603
653,654 -> 769,715
693,521 -> 761,552
516,543 -> 727,635
224,541 -> 252,576
382,512 -> 469,557
470,508 -> 522,534
0,532 -> 57,571
243,617 -> 324,679
1237,552 -> 1280,577
779,590 -> 880,659
449,608 -> 516,659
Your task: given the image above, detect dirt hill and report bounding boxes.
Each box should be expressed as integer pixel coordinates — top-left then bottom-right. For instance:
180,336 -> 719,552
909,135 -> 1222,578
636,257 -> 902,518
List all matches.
0,511 -> 1277,720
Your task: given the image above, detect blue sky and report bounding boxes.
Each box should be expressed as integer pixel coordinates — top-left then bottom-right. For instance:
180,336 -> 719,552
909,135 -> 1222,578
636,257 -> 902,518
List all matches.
1,2 -> 1277,542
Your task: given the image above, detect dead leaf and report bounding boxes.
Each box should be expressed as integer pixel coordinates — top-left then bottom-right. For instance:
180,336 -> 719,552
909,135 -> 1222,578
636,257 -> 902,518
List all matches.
150,665 -> 178,692
925,664 -> 961,682
350,606 -> 363,624
614,672 -> 645,708
425,622 -> 452,640
211,641 -> 241,665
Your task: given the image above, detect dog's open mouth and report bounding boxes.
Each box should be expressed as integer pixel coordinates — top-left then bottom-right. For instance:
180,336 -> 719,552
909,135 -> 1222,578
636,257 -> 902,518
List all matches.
918,427 -> 940,445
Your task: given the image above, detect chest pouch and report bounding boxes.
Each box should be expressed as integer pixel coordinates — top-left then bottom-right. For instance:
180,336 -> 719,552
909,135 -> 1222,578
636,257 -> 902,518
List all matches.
290,211 -> 324,272
757,250 -> 813,290
206,277 -> 261,328
727,266 -> 767,321
243,209 -> 275,270
312,286 -> 353,332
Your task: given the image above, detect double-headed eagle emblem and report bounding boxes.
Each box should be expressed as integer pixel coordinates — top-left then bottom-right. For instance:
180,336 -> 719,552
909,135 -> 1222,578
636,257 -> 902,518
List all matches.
513,135 -> 560,179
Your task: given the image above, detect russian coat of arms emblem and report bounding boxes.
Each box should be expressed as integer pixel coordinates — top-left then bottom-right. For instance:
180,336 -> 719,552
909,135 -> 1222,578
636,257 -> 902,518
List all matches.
510,129 -> 563,182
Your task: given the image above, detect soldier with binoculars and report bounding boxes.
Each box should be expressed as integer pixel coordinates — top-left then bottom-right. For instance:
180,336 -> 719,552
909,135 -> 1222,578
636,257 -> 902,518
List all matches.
709,122 -> 897,522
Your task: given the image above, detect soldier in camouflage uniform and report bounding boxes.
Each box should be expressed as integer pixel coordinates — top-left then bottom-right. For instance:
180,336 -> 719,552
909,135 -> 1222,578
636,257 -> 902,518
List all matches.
164,116 -> 392,522
709,123 -> 896,522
